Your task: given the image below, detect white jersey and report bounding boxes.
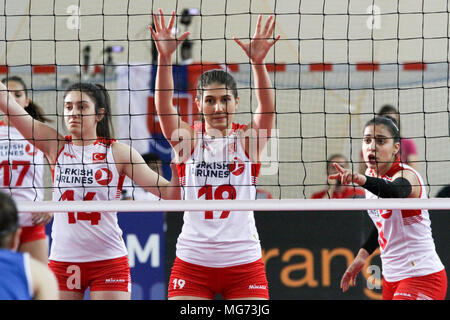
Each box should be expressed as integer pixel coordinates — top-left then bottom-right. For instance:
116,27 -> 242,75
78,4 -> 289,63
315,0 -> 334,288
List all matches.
366,161 -> 444,282
176,123 -> 262,268
121,176 -> 160,201
0,121 -> 45,227
50,136 -> 128,262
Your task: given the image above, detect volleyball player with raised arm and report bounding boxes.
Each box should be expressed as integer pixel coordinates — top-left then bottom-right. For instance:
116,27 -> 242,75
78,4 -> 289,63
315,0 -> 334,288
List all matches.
0,76 -> 53,265
151,9 -> 279,300
330,116 -> 446,300
0,81 -> 180,300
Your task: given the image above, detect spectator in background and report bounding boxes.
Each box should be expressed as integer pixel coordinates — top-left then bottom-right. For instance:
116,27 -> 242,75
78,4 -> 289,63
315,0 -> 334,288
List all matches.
311,154 -> 365,199
121,153 -> 163,201
0,192 -> 58,300
359,104 -> 418,174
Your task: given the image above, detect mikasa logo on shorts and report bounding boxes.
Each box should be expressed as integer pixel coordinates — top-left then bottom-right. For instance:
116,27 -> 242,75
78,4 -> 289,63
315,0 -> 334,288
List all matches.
248,285 -> 267,290
105,278 -> 125,283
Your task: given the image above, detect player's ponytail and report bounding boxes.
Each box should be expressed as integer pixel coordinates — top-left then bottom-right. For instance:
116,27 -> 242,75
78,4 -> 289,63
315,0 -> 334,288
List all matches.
93,83 -> 114,139
63,82 -> 114,139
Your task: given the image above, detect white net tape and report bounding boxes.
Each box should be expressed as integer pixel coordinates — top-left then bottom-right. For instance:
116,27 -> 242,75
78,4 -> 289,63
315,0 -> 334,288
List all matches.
16,198 -> 450,213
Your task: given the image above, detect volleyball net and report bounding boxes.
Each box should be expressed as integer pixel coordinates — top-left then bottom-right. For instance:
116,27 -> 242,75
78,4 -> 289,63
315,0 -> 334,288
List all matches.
0,0 -> 449,212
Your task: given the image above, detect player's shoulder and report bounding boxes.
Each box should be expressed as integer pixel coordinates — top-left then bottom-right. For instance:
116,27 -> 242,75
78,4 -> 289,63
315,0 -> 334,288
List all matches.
111,141 -> 131,158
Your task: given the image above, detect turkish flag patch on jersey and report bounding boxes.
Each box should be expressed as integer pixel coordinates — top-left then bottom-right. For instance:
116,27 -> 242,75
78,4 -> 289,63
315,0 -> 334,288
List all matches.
93,153 -> 107,163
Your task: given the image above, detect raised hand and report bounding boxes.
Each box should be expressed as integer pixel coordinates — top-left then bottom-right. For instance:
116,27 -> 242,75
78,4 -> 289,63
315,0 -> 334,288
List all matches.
149,9 -> 190,59
234,15 -> 280,64
328,163 -> 366,186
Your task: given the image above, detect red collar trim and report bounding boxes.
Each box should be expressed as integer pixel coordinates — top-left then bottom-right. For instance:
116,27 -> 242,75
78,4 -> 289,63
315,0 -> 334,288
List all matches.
383,155 -> 402,178
64,136 -> 116,146
193,122 -> 246,136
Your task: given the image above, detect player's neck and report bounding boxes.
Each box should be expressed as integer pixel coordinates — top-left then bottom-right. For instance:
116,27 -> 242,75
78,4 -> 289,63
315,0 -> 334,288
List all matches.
71,135 -> 99,146
204,123 -> 231,138
371,162 -> 393,178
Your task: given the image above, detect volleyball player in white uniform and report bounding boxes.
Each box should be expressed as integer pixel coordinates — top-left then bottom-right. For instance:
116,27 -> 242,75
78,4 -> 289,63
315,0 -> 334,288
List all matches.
0,76 -> 52,264
151,9 -> 279,299
331,116 -> 446,300
0,81 -> 180,300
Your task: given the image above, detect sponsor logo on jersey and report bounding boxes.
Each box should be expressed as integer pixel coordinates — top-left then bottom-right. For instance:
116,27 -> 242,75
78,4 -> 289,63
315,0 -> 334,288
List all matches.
55,168 -> 94,184
193,157 -> 248,178
0,143 -> 25,156
93,152 -> 107,163
193,161 -> 230,178
95,168 -> 113,186
25,144 -> 38,156
229,157 -> 245,176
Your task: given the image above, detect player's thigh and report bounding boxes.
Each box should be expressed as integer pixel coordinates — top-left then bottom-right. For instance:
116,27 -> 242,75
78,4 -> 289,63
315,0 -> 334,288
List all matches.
168,257 -> 216,300
19,226 -> 48,264
90,291 -> 130,300
169,295 -> 211,300
48,260 -> 87,293
58,290 -> 85,300
393,270 -> 447,300
88,256 -> 132,295
222,259 -> 269,300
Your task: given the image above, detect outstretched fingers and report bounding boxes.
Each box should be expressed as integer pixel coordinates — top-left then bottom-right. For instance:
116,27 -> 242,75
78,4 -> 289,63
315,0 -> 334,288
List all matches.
152,13 -> 161,33
328,173 -> 341,180
255,15 -> 262,35
262,16 -> 273,37
158,9 -> 166,29
270,34 -> 281,47
333,162 -> 345,174
167,10 -> 176,31
152,9 -> 175,33
233,37 -> 246,51
178,31 -> 191,43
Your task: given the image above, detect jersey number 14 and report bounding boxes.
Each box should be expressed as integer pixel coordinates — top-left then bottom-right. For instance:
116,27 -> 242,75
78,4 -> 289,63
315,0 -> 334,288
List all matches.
61,190 -> 101,225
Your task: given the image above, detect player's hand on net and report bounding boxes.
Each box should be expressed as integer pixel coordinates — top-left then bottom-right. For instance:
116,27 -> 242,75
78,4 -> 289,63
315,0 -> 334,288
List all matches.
32,212 -> 53,226
234,15 -> 280,64
150,9 -> 190,58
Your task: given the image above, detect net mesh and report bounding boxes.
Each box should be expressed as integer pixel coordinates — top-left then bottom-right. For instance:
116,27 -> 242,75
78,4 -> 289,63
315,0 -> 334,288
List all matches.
0,0 -> 449,205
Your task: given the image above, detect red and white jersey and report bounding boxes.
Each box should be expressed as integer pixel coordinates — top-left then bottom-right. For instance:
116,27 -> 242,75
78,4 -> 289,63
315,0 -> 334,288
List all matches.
0,121 -> 45,227
176,123 -> 262,268
366,161 -> 444,282
50,136 -> 127,262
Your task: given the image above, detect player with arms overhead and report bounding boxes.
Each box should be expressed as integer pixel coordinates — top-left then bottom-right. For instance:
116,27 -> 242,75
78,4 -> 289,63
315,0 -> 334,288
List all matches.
331,116 -> 446,300
0,81 -> 180,300
151,9 -> 279,300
